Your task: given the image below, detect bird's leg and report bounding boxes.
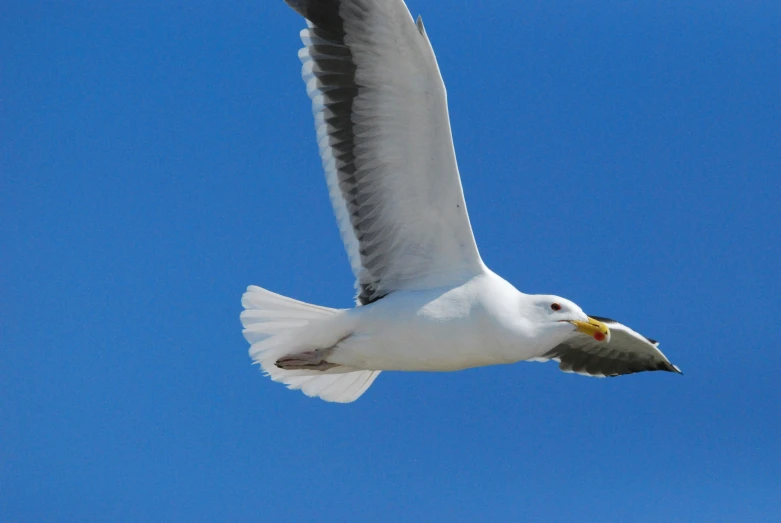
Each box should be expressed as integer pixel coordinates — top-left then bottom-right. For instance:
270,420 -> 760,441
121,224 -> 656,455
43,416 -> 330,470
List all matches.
275,348 -> 338,370
275,334 -> 352,371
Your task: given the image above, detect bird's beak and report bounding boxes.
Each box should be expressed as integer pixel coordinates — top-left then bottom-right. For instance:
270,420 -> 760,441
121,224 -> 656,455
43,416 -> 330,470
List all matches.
569,317 -> 611,342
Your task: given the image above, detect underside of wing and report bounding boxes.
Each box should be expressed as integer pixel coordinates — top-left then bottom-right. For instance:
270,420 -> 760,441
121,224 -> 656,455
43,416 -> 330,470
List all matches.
285,0 -> 484,304
539,316 -> 682,378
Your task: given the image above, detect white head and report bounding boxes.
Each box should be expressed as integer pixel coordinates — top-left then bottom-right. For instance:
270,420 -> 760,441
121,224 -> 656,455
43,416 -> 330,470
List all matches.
521,294 -> 611,350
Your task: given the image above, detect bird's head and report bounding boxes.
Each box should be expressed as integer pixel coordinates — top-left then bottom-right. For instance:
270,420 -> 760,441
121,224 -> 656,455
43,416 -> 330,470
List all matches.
526,294 -> 611,343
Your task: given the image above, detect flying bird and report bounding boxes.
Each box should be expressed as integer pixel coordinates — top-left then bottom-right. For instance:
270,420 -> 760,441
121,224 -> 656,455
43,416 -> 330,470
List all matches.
241,0 -> 681,402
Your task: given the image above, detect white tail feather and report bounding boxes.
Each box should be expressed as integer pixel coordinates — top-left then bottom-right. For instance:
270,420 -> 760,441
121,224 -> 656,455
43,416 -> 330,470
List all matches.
240,286 -> 380,403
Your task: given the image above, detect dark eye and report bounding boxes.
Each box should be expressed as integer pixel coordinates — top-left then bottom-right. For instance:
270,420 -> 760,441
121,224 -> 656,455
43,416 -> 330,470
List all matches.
550,303 -> 562,311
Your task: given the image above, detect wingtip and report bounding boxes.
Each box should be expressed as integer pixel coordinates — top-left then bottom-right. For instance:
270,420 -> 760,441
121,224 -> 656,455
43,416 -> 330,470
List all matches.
671,364 -> 683,375
415,15 -> 426,36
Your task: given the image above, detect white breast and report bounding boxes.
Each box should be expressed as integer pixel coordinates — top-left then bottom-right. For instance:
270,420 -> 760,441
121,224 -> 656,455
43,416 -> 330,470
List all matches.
328,272 -> 550,371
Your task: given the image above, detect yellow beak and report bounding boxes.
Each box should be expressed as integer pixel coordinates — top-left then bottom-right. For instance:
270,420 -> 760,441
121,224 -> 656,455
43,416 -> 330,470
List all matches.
569,317 -> 611,342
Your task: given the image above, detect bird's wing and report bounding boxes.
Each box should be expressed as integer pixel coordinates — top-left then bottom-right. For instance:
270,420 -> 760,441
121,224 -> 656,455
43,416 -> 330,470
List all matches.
285,0 -> 484,305
536,316 -> 682,377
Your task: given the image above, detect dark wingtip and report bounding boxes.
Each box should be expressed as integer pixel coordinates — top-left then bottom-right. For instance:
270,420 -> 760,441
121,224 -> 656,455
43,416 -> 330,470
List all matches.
284,0 -> 346,37
661,361 -> 683,375
283,0 -> 308,19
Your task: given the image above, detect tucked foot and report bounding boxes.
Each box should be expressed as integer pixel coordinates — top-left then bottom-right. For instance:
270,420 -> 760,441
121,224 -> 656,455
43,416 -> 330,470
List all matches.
275,348 -> 338,371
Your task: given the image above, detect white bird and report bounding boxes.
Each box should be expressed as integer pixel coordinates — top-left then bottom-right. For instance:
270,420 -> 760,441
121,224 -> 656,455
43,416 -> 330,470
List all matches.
241,0 -> 681,402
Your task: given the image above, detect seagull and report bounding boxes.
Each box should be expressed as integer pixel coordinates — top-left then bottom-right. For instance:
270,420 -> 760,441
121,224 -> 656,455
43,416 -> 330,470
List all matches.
241,0 -> 681,402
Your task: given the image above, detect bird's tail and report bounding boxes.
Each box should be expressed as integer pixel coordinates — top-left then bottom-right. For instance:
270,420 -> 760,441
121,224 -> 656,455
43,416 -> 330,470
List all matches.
240,285 -> 380,403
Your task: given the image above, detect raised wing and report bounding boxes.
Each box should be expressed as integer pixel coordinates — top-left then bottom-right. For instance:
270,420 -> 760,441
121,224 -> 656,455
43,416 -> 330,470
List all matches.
285,0 -> 484,304
540,316 -> 682,377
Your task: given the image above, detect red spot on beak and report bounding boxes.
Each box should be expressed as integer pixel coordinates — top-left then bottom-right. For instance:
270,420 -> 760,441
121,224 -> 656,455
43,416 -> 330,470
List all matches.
594,332 -> 606,342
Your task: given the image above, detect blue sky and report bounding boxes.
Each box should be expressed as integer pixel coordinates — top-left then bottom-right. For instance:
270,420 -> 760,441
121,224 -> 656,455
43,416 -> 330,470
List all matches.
3,1 -> 780,521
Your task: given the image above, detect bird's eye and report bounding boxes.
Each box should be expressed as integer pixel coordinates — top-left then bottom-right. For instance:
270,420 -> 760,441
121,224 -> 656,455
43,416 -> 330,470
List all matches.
550,303 -> 562,311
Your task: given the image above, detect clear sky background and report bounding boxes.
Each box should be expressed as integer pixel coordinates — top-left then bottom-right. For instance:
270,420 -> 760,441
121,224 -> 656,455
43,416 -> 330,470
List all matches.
3,1 -> 780,521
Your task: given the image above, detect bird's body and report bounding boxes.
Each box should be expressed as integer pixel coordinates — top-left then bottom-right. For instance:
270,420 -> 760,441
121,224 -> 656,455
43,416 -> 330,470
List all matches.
241,0 -> 681,402
318,271 -> 574,372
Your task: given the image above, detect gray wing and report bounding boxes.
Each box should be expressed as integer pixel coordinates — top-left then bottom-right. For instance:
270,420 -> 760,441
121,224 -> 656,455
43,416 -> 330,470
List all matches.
284,0 -> 484,305
540,316 -> 682,377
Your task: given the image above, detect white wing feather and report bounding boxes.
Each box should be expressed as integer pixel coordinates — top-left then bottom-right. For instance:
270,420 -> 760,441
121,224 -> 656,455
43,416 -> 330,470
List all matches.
291,0 -> 484,304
